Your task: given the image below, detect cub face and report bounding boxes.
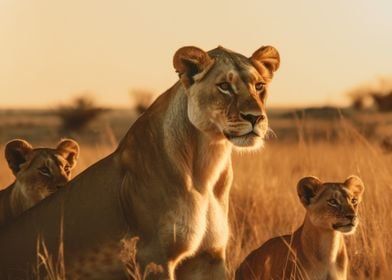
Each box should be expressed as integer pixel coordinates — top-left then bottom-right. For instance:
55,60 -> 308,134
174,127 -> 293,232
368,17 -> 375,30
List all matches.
173,45 -> 280,150
5,139 -> 80,202
297,176 -> 365,234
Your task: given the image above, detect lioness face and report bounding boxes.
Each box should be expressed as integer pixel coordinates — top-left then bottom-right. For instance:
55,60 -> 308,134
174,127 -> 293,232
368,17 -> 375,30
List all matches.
17,150 -> 72,200
5,139 -> 79,203
173,46 -> 280,150
298,176 -> 364,235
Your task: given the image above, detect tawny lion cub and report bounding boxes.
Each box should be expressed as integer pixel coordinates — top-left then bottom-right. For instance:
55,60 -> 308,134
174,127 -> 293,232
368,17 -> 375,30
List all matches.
236,175 -> 364,280
0,139 -> 79,227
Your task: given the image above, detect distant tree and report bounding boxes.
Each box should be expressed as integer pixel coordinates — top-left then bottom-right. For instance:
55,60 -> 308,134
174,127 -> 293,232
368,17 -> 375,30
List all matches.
381,135 -> 392,153
371,91 -> 392,112
56,95 -> 109,132
350,94 -> 369,110
129,89 -> 155,115
347,77 -> 392,111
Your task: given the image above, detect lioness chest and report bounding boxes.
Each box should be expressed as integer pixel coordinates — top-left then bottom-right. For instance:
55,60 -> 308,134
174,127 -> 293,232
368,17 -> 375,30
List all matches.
303,266 -> 346,280
159,189 -> 229,261
284,257 -> 346,280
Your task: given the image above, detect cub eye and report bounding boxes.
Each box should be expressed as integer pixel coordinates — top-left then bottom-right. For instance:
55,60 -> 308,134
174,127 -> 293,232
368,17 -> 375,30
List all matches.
64,165 -> 71,175
38,166 -> 51,177
351,198 -> 358,205
255,82 -> 265,92
217,82 -> 231,94
327,199 -> 339,207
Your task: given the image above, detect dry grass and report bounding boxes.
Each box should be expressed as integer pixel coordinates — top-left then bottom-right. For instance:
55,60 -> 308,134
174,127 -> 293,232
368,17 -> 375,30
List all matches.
120,237 -> 164,280
228,118 -> 392,279
0,110 -> 391,279
35,223 -> 66,280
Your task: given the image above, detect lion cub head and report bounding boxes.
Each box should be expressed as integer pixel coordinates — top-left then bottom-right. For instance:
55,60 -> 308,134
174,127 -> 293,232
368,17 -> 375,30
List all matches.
173,45 -> 280,150
297,175 -> 364,234
5,139 -> 80,203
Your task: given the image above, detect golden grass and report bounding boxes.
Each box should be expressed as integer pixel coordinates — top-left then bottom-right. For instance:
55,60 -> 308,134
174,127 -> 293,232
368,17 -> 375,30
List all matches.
0,113 -> 391,279
228,118 -> 392,279
35,227 -> 66,280
120,237 -> 164,280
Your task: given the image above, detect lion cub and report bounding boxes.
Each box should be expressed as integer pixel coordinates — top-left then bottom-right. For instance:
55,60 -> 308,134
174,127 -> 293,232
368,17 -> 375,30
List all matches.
236,175 -> 364,280
0,139 -> 79,227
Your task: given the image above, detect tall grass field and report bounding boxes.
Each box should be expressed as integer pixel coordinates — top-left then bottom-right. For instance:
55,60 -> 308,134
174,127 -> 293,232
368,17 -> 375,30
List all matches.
0,109 -> 391,279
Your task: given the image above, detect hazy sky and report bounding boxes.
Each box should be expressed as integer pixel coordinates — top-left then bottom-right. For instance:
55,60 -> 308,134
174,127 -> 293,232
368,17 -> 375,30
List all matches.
1,0 -> 392,108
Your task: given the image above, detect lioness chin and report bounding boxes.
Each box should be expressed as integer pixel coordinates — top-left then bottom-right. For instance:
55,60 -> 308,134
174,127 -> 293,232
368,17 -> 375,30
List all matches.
236,175 -> 365,280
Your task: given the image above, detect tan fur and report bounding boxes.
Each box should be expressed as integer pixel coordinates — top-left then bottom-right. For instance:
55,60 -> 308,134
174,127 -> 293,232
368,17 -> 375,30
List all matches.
0,139 -> 79,227
0,45 -> 279,279
236,176 -> 365,280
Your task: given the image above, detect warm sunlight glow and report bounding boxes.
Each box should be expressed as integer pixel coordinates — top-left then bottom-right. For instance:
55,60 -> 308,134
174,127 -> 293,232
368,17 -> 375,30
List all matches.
0,0 -> 391,108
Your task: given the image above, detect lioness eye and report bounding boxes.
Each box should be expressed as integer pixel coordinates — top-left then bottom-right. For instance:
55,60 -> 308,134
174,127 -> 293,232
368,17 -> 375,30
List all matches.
255,82 -> 265,92
38,166 -> 51,177
351,198 -> 358,205
217,82 -> 231,93
327,199 -> 339,207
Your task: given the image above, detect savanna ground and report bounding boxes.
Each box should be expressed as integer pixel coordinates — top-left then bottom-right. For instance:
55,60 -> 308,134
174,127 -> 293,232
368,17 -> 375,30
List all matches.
0,108 -> 391,279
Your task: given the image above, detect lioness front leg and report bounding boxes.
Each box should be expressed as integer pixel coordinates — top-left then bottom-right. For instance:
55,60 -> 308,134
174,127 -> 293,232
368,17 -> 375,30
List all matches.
175,252 -> 227,280
140,263 -> 172,280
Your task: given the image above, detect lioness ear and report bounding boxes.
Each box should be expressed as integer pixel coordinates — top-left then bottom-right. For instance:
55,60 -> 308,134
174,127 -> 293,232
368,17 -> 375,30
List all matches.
344,175 -> 364,197
250,46 -> 280,80
56,139 -> 80,169
297,176 -> 322,207
173,46 -> 213,88
5,139 -> 33,175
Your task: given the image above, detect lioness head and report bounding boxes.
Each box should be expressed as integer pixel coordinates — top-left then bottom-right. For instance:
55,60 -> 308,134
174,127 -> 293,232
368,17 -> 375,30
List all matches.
5,139 -> 79,202
297,176 -> 364,234
173,45 -> 280,150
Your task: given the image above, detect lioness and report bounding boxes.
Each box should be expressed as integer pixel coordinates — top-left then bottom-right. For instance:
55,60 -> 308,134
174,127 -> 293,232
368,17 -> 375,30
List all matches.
0,45 -> 279,279
235,176 -> 364,280
0,139 -> 79,227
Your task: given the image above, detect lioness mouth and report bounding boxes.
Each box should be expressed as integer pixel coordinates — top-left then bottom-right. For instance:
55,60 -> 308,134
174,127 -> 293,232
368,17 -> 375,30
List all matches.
224,131 -> 260,140
333,223 -> 355,230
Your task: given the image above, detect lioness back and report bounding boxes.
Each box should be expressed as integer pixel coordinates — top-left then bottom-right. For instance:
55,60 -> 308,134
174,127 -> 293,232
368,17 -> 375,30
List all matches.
0,139 -> 79,227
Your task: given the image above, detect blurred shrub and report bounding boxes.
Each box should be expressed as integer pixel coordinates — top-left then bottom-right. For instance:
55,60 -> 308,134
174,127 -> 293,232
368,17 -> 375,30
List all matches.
381,135 -> 392,153
129,89 -> 155,115
349,93 -> 370,110
371,92 -> 392,112
348,77 -> 392,111
56,95 -> 109,132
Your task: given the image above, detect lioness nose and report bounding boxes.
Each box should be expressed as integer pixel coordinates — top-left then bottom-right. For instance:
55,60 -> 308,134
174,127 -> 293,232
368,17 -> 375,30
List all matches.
240,113 -> 265,126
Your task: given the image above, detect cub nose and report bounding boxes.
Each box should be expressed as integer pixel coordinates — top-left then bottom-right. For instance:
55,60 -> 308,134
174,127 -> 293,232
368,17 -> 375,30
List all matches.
345,214 -> 357,222
240,113 -> 265,126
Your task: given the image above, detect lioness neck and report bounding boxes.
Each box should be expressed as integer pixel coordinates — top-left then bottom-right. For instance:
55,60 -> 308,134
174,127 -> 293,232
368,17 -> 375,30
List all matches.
120,83 -> 232,194
299,215 -> 348,278
0,184 -> 15,226
9,181 -> 33,217
0,181 -> 32,227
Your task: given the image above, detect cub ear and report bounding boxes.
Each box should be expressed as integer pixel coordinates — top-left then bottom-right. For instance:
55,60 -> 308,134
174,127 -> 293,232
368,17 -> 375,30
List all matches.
5,139 -> 33,175
344,175 -> 364,197
173,46 -> 213,88
56,139 -> 80,169
297,176 -> 323,207
250,46 -> 280,81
